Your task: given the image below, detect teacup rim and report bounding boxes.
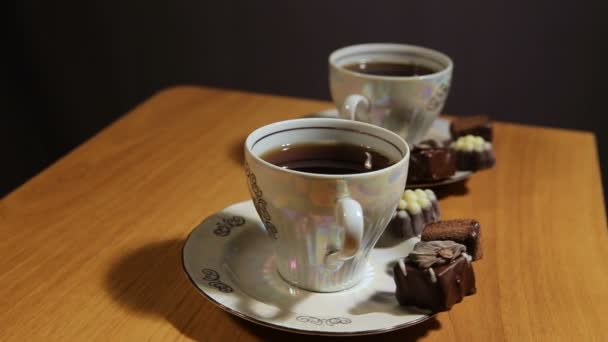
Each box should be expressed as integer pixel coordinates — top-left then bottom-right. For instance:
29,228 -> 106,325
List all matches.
329,42 -> 453,81
244,118 -> 410,180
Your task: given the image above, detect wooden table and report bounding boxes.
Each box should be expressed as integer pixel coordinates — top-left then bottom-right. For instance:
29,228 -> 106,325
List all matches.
1,86 -> 606,341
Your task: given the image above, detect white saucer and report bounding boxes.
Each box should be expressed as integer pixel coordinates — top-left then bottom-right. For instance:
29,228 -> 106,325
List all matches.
406,170 -> 473,189
306,109 -> 473,189
182,200 -> 433,336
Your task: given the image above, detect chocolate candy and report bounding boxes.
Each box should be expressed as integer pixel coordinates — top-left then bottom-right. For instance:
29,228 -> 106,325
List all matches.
450,135 -> 495,171
407,140 -> 456,183
450,115 -> 493,141
422,219 -> 482,260
394,241 -> 476,312
387,189 -> 440,239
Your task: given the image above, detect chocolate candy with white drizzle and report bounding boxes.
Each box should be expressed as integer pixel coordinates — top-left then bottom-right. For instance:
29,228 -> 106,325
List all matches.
450,135 -> 496,171
393,240 -> 476,312
387,189 -> 440,240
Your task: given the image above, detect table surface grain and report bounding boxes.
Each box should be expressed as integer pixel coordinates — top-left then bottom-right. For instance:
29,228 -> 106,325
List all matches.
1,86 -> 606,341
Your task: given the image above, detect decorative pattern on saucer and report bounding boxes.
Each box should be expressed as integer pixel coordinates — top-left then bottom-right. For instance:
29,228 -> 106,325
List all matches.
244,162 -> 278,239
183,200 -> 432,336
213,216 -> 246,236
201,269 -> 233,293
296,316 -> 352,326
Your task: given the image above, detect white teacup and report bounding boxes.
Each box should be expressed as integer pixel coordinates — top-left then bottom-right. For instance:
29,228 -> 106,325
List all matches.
244,118 -> 409,292
329,43 -> 453,144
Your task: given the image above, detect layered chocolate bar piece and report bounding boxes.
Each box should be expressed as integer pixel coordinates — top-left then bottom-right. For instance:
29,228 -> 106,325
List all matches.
450,115 -> 493,141
407,140 -> 456,183
422,219 -> 482,260
394,241 -> 476,312
387,189 -> 440,239
450,135 -> 496,171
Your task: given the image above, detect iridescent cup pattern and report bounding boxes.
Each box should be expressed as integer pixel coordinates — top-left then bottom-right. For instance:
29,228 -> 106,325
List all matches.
244,118 -> 409,292
329,43 -> 453,144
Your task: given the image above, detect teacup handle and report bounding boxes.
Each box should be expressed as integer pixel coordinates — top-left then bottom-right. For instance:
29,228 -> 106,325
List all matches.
341,94 -> 371,121
325,182 -> 364,268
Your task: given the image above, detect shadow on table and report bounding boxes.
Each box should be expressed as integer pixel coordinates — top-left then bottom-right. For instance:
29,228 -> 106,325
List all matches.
105,239 -> 227,341
105,239 -> 440,341
228,136 -> 246,165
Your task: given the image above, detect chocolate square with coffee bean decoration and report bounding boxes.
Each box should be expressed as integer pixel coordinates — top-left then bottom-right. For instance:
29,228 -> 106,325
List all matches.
394,241 -> 476,312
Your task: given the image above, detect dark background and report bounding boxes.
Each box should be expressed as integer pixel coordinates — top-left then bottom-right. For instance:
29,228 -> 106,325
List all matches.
5,1 -> 607,198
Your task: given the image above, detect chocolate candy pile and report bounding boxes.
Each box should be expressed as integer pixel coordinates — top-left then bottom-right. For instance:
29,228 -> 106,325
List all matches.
391,115 -> 495,313
407,115 -> 496,184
